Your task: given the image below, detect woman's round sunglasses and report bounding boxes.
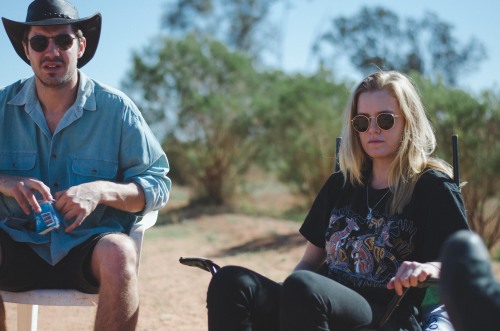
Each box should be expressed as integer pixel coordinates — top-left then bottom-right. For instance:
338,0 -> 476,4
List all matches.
28,34 -> 78,53
351,113 -> 400,133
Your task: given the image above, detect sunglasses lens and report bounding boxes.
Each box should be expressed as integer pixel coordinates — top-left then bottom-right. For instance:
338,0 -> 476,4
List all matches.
377,114 -> 395,130
29,36 -> 49,52
54,34 -> 75,50
352,116 -> 370,132
29,34 -> 75,52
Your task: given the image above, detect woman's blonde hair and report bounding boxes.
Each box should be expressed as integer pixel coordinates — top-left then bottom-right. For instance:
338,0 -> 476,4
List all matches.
339,71 -> 452,214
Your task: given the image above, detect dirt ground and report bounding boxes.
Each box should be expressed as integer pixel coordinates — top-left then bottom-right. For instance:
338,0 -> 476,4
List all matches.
3,213 -> 306,331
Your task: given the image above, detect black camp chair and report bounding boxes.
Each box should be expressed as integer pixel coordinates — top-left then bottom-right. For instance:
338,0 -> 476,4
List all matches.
180,135 -> 461,330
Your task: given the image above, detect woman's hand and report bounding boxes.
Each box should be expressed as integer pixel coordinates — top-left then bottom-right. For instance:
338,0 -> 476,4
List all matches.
386,261 -> 441,296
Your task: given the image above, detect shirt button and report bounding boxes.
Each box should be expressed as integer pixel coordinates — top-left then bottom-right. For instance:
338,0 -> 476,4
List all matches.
51,154 -> 57,160
53,183 -> 59,189
92,169 -> 97,175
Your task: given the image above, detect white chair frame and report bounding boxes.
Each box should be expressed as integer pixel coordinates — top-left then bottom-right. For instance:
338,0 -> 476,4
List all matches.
0,210 -> 158,331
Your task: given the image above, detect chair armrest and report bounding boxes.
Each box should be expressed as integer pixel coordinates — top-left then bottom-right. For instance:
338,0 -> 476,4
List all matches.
421,276 -> 439,286
372,276 -> 440,329
179,256 -> 221,276
129,210 -> 158,272
130,210 -> 158,239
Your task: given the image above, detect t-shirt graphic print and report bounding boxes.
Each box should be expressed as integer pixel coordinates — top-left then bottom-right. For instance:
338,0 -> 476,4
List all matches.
325,205 -> 416,290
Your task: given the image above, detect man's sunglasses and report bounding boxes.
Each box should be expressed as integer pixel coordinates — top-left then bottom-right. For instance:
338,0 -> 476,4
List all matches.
351,113 -> 400,133
28,34 -> 78,52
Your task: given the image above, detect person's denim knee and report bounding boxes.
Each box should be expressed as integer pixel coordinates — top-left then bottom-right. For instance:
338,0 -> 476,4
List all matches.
439,230 -> 500,331
441,230 -> 488,264
440,230 -> 491,294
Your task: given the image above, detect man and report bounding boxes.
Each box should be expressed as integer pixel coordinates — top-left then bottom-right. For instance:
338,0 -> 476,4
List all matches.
0,0 -> 171,330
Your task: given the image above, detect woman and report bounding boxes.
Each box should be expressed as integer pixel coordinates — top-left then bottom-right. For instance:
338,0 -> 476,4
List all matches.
207,71 -> 468,331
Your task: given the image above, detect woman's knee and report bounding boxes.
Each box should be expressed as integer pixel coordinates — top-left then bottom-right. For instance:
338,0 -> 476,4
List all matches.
207,265 -> 268,310
208,266 -> 254,297
281,270 -> 319,302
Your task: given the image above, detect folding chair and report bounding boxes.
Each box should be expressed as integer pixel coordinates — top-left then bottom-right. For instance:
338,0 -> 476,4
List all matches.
0,210 -> 158,331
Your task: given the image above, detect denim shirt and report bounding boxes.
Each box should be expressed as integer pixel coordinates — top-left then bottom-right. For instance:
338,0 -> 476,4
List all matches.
0,72 -> 171,265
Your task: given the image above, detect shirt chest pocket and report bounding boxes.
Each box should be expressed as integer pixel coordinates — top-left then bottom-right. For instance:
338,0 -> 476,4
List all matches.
0,151 -> 37,175
72,157 -> 118,184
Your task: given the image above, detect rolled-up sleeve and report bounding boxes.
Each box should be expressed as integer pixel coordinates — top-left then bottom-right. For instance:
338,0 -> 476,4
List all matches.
133,154 -> 171,214
119,100 -> 171,215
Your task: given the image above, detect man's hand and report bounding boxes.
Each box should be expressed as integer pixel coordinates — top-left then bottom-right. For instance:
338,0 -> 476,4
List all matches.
0,175 -> 53,214
386,261 -> 440,296
54,180 -> 145,232
54,182 -> 101,232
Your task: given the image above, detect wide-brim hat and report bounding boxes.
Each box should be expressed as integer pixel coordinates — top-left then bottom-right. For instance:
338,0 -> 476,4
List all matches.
2,0 -> 101,68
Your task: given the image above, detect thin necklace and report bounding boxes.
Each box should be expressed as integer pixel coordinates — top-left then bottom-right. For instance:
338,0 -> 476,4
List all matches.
366,178 -> 391,220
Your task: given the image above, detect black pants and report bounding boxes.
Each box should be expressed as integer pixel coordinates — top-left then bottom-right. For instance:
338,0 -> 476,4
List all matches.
207,266 -> 419,331
440,230 -> 500,331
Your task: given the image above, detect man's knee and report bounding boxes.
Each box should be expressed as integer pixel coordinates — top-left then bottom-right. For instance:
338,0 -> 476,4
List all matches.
92,234 -> 137,280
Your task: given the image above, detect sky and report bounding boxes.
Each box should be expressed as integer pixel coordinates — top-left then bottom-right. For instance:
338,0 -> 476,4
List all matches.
1,0 -> 499,94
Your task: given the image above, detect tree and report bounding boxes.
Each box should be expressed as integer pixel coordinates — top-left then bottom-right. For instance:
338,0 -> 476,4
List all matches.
415,75 -> 500,250
122,35 -> 265,205
314,6 -> 486,86
161,0 -> 286,57
255,68 -> 350,203
122,30 -> 355,207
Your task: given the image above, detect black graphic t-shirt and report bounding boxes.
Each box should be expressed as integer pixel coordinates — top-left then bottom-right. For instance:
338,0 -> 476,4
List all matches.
300,169 -> 468,308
